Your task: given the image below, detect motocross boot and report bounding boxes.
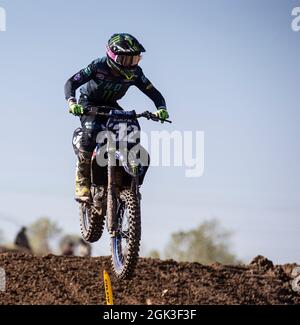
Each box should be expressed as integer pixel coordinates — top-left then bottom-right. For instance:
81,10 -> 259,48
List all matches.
92,185 -> 107,216
75,151 -> 93,202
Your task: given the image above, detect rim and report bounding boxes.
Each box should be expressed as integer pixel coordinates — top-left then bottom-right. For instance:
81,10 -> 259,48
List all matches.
112,201 -> 130,273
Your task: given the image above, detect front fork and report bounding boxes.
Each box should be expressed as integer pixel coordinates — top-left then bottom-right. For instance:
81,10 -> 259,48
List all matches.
107,150 -> 117,236
131,176 -> 141,200
107,168 -> 141,237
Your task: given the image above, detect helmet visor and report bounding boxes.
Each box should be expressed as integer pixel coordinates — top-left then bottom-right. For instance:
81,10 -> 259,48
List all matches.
116,54 -> 141,67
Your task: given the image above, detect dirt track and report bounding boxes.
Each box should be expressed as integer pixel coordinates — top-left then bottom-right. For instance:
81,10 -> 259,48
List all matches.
0,252 -> 299,305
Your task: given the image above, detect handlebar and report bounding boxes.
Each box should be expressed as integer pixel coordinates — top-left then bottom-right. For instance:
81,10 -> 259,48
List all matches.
84,107 -> 172,124
136,111 -> 172,124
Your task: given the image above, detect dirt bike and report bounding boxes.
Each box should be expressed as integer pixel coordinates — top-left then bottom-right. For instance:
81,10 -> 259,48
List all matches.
72,107 -> 171,279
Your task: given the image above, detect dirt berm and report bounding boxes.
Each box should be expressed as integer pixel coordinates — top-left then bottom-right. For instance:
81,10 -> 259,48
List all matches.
0,252 -> 299,305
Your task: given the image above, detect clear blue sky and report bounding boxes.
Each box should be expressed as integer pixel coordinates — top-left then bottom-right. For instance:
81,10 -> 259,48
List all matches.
0,0 -> 299,263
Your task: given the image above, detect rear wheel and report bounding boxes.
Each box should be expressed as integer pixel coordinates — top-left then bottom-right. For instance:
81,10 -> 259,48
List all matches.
111,189 -> 141,280
79,204 -> 105,243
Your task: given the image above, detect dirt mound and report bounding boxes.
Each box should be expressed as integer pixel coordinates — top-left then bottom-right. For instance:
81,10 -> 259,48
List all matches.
0,252 -> 299,305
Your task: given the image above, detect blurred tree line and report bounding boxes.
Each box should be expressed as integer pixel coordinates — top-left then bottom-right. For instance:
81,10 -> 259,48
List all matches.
148,219 -> 241,265
1,217 -> 240,265
29,217 -> 62,255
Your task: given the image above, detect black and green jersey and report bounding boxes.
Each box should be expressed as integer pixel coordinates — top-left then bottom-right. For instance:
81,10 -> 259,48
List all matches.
64,57 -> 166,110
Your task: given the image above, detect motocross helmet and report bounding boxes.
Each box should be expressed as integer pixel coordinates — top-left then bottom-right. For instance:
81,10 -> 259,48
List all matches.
106,33 -> 146,79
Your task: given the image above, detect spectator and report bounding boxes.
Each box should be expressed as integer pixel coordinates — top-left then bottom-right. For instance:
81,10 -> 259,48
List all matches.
14,227 -> 32,253
61,241 -> 75,256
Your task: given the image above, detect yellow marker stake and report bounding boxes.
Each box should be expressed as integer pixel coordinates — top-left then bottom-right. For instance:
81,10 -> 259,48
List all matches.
103,270 -> 114,305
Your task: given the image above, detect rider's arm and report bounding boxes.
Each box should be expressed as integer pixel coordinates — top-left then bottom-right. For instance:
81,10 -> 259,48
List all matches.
134,68 -> 167,110
64,61 -> 97,103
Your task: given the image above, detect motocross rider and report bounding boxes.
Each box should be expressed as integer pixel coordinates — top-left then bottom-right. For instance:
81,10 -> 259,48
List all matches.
64,33 -> 169,202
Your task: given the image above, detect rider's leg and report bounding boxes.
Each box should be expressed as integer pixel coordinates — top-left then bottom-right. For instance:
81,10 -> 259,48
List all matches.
75,150 -> 93,201
75,114 -> 97,201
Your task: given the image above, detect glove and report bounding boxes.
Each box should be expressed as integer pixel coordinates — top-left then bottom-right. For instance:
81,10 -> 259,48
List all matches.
69,102 -> 84,116
153,108 -> 169,122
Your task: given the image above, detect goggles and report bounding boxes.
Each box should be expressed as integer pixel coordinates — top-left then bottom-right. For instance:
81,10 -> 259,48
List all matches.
107,47 -> 141,67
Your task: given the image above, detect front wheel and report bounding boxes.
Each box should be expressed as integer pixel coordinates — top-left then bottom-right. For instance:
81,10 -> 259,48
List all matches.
111,189 -> 141,280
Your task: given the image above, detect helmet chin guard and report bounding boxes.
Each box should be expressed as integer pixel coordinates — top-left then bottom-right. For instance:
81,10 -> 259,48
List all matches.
106,56 -> 137,81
